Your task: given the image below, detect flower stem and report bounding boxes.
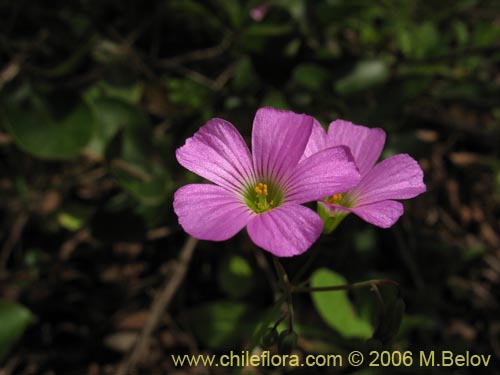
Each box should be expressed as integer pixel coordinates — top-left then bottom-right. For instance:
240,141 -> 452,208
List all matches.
272,256 -> 294,332
291,279 -> 400,294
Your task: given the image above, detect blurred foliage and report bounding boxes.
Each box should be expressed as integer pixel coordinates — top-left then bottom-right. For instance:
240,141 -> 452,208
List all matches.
1,0 -> 500,373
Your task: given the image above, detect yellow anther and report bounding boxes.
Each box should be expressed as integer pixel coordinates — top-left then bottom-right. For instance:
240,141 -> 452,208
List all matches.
327,193 -> 343,204
255,182 -> 268,196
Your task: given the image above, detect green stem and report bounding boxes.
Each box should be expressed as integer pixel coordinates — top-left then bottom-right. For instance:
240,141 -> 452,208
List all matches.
370,283 -> 385,310
272,256 -> 294,332
291,279 -> 400,294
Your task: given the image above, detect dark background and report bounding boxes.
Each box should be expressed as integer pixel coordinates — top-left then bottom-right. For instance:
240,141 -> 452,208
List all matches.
1,0 -> 499,374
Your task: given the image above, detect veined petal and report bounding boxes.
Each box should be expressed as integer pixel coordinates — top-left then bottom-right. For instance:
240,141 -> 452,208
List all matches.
284,146 -> 360,204
327,120 -> 386,176
302,118 -> 328,160
351,154 -> 426,206
176,118 -> 254,193
247,205 -> 322,257
351,200 -> 404,228
252,107 -> 313,184
173,184 -> 253,241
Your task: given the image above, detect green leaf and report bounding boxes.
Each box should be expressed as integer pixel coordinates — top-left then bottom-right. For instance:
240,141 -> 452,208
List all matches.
85,98 -> 127,157
213,0 -> 242,27
0,300 -> 35,359
335,60 -> 389,95
3,94 -> 94,160
57,204 -> 94,231
472,23 -> 500,48
240,24 -> 293,52
232,56 -> 258,91
84,81 -> 142,105
191,301 -> 261,350
452,20 -> 469,47
218,255 -> 254,298
88,98 -> 170,206
260,91 -> 287,109
292,63 -> 332,91
242,23 -> 293,38
98,99 -> 151,168
310,268 -> 372,339
166,78 -> 212,111
168,0 -> 224,32
413,22 -> 440,59
248,295 -> 285,352
112,164 -> 171,206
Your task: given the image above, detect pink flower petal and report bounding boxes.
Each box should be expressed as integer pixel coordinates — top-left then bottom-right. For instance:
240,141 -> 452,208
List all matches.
327,120 -> 386,176
173,184 -> 253,241
176,118 -> 255,194
284,146 -> 360,204
252,107 -> 313,184
302,118 -> 329,160
350,200 -> 404,228
352,154 -> 426,206
247,205 -> 323,257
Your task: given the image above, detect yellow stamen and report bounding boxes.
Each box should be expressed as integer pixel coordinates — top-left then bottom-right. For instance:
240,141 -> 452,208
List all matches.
255,182 -> 268,196
327,193 -> 343,204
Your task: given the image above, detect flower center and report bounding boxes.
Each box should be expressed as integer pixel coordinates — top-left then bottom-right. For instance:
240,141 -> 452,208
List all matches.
244,181 -> 283,213
327,193 -> 344,205
255,182 -> 271,212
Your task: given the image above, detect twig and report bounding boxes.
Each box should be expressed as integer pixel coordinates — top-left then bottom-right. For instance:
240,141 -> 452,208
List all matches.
156,36 -> 232,68
116,236 -> 198,375
171,65 -> 219,90
0,355 -> 20,375
0,57 -> 21,90
292,279 -> 400,294
110,159 -> 153,182
213,62 -> 237,90
0,212 -> 28,276
146,227 -> 172,240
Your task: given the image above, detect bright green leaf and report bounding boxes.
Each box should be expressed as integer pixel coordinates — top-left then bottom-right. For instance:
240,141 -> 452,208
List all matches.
57,204 -> 94,231
310,268 -> 372,339
335,60 -> 389,95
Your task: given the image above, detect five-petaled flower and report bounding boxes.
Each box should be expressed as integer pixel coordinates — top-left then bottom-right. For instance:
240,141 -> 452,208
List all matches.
304,119 -> 426,231
173,107 -> 361,257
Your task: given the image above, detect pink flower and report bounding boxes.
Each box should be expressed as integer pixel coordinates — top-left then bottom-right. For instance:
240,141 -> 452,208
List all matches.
174,107 -> 361,257
304,119 -> 426,230
250,4 -> 268,22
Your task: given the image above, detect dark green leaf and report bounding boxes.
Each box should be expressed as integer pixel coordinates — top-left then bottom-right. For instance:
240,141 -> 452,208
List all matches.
292,63 -> 332,91
218,255 -> 254,298
3,94 -> 94,160
0,300 -> 35,360
191,301 -> 261,350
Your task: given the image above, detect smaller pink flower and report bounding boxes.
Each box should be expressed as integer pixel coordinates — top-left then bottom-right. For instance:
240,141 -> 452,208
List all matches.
250,4 -> 268,22
304,120 -> 426,230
